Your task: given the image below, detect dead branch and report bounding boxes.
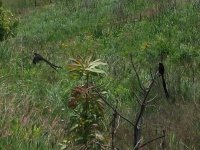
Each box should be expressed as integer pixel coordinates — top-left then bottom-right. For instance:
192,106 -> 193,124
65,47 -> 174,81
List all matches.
108,98 -> 119,150
95,89 -> 135,127
130,54 -> 145,92
134,73 -> 157,149
138,132 -> 165,149
131,63 -> 158,150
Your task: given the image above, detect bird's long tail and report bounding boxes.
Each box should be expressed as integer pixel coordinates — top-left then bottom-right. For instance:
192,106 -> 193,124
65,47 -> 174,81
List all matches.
161,75 -> 169,98
43,58 -> 62,70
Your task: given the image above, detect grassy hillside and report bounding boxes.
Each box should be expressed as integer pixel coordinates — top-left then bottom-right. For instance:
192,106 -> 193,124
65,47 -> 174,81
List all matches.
0,0 -> 200,149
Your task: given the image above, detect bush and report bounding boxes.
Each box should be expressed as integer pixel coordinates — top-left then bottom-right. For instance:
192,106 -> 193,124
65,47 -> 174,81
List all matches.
0,6 -> 18,41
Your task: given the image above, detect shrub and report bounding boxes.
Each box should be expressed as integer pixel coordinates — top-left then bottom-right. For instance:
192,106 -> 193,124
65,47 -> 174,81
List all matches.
64,56 -> 108,149
0,6 -> 18,41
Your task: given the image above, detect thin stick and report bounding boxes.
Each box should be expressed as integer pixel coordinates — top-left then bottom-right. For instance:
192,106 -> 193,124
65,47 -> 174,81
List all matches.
130,54 -> 145,92
138,134 -> 165,148
111,110 -> 117,150
95,90 -> 135,127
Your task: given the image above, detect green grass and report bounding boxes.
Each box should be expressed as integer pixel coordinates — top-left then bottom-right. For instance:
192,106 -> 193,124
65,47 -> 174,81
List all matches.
0,0 -> 200,149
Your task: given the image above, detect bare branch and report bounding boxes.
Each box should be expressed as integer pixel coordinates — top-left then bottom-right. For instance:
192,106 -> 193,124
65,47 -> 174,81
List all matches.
133,138 -> 143,150
130,54 -> 145,92
111,110 -> 117,150
133,71 -> 158,150
147,94 -> 157,104
132,91 -> 142,105
138,134 -> 165,149
134,72 -> 157,125
115,115 -> 120,133
95,89 -> 135,127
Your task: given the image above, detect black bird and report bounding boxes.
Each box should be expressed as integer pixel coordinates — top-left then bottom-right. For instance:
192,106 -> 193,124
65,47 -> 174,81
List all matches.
159,62 -> 169,98
33,53 -> 61,70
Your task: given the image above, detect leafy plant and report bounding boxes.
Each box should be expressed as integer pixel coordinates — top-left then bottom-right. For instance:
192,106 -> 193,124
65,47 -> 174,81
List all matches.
0,6 -> 18,41
65,56 -> 107,149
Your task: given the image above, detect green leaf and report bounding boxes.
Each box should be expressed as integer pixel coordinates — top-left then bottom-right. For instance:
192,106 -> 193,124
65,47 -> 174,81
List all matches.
85,68 -> 107,75
85,59 -> 107,75
88,59 -> 107,68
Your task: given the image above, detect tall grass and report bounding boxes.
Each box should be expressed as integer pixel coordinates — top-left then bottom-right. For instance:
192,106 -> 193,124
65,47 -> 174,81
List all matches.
0,0 -> 200,149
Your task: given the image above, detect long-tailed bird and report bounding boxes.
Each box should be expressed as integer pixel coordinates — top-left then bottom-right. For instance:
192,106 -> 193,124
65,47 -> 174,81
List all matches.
33,53 -> 61,70
159,62 -> 169,98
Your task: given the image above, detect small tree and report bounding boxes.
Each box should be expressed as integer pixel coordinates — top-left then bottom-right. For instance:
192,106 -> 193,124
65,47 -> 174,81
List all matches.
66,56 -> 107,149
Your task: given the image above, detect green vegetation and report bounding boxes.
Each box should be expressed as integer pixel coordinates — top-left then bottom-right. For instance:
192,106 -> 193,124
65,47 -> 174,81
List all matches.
66,57 -> 107,149
0,5 -> 18,41
0,0 -> 200,149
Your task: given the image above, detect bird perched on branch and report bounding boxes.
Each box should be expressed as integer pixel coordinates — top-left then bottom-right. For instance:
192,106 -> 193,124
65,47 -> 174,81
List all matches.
33,53 -> 61,70
159,62 -> 169,98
